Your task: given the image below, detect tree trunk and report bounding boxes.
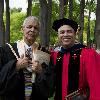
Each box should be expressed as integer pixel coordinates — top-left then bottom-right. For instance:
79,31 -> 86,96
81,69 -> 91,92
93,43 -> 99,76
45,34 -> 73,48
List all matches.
27,0 -> 32,16
95,0 -> 100,50
59,0 -> 64,18
39,0 -> 52,47
5,0 -> 10,43
68,0 -> 73,19
87,10 -> 91,47
39,0 -> 48,47
79,0 -> 85,44
47,0 -> 52,46
0,0 -> 4,46
59,0 -> 68,19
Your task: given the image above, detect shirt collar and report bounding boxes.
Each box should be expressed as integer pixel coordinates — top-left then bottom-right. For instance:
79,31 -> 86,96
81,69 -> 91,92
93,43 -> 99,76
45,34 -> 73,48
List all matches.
24,42 -> 32,50
60,43 -> 86,53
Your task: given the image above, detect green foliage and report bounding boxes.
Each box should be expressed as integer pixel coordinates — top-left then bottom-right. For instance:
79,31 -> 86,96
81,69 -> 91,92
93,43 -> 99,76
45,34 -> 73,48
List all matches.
31,1 -> 60,45
32,3 -> 40,17
90,20 -> 95,39
10,12 -> 26,43
50,0 -> 82,44
72,0 -> 80,23
52,1 -> 59,20
10,7 -> 22,14
83,17 -> 95,44
50,1 -> 59,44
8,0 -> 96,45
85,0 -> 96,13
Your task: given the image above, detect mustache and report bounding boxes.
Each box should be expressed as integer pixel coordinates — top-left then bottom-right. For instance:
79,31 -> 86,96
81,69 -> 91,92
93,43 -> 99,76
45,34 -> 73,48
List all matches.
28,32 -> 37,35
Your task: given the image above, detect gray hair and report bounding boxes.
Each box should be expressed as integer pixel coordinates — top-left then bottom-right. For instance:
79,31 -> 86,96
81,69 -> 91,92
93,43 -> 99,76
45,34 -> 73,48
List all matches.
22,16 -> 39,27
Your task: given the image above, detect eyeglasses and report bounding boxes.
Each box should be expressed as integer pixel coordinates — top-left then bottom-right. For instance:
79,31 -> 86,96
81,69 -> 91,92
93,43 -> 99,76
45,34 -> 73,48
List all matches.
59,30 -> 74,34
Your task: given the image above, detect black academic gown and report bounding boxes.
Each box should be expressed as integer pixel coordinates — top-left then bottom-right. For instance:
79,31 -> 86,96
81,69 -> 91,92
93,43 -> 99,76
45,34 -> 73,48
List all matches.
0,43 -> 53,100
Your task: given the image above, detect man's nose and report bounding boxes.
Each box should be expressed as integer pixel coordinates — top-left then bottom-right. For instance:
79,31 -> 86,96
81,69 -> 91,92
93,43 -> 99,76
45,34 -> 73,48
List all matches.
63,31 -> 68,35
31,27 -> 35,31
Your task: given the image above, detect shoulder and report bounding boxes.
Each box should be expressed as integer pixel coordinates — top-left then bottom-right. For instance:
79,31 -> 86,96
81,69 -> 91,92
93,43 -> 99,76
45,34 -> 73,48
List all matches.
82,47 -> 95,52
3,43 -> 15,50
81,47 -> 99,57
74,43 -> 86,49
2,43 -> 17,54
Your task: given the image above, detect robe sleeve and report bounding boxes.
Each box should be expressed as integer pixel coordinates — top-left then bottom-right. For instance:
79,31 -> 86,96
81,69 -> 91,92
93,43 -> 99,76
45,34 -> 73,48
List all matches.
83,48 -> 100,100
34,57 -> 55,98
31,48 -> 55,98
0,45 -> 19,95
32,51 -> 55,98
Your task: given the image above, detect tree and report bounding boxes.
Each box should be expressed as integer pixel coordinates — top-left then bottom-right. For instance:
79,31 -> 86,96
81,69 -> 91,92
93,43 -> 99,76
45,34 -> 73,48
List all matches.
79,0 -> 85,44
95,0 -> 100,50
32,3 -> 40,16
69,0 -> 73,19
0,0 -> 4,46
59,0 -> 68,18
86,0 -> 96,47
27,0 -> 32,16
87,9 -> 91,47
5,0 -> 10,43
10,13 -> 25,43
10,8 -> 22,14
39,0 -> 52,47
47,0 -> 52,46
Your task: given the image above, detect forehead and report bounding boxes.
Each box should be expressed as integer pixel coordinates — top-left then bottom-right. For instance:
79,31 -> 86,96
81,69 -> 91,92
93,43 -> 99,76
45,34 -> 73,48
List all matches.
58,25 -> 74,31
23,19 -> 39,26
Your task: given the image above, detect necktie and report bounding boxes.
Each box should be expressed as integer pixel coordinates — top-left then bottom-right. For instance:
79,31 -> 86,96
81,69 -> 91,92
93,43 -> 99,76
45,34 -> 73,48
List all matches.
24,47 -> 33,100
26,47 -> 32,61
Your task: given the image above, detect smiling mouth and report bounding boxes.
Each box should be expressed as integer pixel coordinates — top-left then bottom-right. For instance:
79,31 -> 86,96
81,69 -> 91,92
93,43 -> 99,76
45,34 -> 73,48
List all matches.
63,38 -> 71,40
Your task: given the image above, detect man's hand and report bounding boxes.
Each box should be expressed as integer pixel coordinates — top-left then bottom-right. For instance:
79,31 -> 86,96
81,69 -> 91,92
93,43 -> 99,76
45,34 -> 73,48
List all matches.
31,60 -> 42,73
16,54 -> 30,70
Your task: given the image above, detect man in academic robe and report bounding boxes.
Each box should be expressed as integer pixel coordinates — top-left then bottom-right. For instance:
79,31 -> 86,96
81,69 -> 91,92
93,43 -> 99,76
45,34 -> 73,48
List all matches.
0,16 -> 53,100
51,18 -> 100,100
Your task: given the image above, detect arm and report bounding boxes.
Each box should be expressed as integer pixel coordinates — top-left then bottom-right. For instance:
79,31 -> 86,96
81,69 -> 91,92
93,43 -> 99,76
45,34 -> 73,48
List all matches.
84,49 -> 100,100
0,45 -> 19,94
34,57 -> 55,98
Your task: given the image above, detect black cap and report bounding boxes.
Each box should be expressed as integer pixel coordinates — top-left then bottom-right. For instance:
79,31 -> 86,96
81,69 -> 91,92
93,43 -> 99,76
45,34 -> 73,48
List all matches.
52,18 -> 78,32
